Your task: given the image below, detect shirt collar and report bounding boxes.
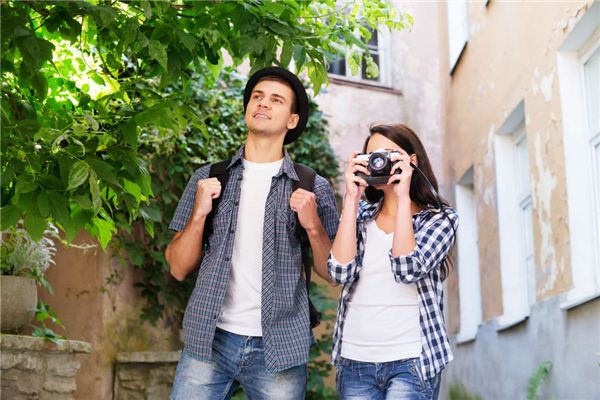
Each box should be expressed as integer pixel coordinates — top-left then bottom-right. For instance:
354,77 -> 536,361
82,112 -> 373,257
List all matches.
228,145 -> 298,181
358,200 -> 382,222
358,200 -> 437,223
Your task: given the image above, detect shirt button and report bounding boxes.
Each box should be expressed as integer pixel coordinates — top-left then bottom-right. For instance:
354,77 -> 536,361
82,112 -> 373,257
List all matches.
234,201 -> 239,206
238,176 -> 243,181
229,229 -> 234,234
225,257 -> 230,261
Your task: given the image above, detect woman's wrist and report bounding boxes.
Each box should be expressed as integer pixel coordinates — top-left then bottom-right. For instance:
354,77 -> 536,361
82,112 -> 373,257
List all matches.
341,198 -> 359,218
343,192 -> 360,208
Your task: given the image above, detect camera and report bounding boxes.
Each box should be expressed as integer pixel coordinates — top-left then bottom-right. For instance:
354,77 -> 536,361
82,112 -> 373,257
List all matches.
355,149 -> 402,185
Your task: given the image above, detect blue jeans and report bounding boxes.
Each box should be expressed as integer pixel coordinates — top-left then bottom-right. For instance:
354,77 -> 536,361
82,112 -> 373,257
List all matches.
171,328 -> 307,400
336,357 -> 441,400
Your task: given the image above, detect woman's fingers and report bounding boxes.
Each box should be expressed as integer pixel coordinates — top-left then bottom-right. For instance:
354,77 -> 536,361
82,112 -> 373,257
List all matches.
387,174 -> 403,185
351,164 -> 370,176
353,176 -> 368,187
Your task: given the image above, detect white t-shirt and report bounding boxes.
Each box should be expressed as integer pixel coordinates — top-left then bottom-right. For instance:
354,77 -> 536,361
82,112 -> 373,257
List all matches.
217,158 -> 283,336
341,220 -> 422,362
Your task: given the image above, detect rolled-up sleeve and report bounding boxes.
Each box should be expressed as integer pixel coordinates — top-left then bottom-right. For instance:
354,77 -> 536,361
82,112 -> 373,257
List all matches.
327,251 -> 359,285
389,209 -> 459,284
169,165 -> 210,232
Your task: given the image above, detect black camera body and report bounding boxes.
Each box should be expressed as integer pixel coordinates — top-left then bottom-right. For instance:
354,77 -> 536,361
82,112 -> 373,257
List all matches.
355,149 -> 402,185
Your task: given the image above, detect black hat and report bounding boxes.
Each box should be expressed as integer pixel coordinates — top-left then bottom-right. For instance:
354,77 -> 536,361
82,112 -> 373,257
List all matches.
243,66 -> 309,145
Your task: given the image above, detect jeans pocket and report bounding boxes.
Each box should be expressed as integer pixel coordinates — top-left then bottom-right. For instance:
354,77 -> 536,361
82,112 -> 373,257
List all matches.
410,358 -> 427,393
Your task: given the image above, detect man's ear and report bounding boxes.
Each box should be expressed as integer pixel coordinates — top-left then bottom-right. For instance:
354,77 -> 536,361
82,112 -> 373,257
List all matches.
287,113 -> 299,130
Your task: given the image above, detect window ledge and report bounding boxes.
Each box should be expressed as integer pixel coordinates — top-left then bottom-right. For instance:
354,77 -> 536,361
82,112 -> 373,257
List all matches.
495,314 -> 529,332
328,75 -> 403,95
560,290 -> 600,311
455,331 -> 477,345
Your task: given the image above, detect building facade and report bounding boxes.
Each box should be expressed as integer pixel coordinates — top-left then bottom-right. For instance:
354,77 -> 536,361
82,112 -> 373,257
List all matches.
317,1 -> 600,398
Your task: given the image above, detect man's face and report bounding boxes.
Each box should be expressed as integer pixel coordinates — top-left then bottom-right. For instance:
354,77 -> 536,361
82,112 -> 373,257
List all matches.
244,80 -> 299,140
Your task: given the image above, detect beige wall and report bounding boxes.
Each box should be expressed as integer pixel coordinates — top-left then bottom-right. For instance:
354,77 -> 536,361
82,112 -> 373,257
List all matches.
316,2 -> 448,195
40,232 -> 179,399
441,1 -> 594,324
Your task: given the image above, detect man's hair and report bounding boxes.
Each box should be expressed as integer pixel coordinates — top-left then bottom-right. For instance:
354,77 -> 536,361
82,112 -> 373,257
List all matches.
255,75 -> 298,114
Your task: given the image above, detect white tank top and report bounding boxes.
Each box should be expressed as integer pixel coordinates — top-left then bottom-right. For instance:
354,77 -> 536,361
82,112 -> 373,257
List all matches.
341,220 -> 422,362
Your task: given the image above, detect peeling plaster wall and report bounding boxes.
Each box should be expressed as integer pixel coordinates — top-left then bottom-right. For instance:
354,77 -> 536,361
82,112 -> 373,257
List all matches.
442,1 -> 593,323
436,0 -> 599,397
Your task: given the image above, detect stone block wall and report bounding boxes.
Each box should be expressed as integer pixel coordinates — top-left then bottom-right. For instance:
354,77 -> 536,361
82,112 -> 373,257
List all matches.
114,351 -> 180,400
0,334 -> 91,400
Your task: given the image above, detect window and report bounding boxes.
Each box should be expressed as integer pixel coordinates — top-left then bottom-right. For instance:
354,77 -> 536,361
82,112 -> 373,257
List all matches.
455,167 -> 482,343
494,101 -> 535,328
446,0 -> 469,74
328,27 -> 390,85
556,1 -> 600,309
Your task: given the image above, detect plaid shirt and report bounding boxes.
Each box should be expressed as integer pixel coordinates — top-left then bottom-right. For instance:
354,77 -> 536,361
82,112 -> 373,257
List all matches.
169,146 -> 339,373
328,200 -> 458,380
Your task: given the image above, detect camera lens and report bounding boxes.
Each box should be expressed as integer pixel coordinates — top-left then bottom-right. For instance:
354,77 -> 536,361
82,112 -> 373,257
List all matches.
368,152 -> 390,176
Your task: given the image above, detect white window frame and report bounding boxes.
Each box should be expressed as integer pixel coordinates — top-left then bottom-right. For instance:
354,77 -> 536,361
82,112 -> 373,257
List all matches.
494,101 -> 535,329
446,0 -> 469,74
514,131 -> 537,307
455,167 -> 482,343
327,27 -> 392,86
556,1 -> 600,309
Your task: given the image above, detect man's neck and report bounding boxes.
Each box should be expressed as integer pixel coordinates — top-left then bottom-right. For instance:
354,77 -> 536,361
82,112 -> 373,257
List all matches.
244,133 -> 285,163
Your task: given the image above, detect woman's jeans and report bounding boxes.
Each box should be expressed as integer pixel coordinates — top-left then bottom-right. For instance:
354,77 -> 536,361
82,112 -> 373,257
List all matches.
171,328 -> 307,400
336,357 -> 441,400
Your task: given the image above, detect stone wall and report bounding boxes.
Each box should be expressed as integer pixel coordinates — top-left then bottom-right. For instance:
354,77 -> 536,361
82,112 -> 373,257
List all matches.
114,351 -> 180,400
1,334 -> 91,400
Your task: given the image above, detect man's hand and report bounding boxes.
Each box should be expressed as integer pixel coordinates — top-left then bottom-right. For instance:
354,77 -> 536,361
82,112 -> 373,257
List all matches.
290,188 -> 319,231
192,177 -> 222,219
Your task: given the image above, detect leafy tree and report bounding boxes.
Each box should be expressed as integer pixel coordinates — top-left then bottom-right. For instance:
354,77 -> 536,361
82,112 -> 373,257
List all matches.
1,0 -> 411,244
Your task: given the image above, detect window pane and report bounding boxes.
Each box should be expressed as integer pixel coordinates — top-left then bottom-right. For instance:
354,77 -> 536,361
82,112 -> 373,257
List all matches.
595,141 -> 600,210
367,28 -> 378,47
328,57 -> 346,76
522,200 -> 536,306
584,46 -> 600,135
361,53 -> 380,81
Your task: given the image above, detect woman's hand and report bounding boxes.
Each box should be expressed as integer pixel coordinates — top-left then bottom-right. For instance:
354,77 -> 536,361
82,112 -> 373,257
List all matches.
387,150 -> 414,200
343,152 -> 369,206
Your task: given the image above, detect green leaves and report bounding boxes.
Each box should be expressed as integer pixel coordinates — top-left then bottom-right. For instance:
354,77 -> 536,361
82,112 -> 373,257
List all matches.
67,161 -> 90,191
149,40 -> 168,71
1,0 -> 408,257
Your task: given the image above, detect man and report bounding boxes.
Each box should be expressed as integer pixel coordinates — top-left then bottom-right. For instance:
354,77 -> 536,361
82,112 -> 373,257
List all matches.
166,66 -> 339,399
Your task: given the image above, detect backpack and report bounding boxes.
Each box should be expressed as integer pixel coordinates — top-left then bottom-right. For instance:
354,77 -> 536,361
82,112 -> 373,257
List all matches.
203,159 -> 322,329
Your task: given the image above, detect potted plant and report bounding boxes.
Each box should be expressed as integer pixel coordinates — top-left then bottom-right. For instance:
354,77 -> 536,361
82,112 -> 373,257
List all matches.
0,222 -> 58,333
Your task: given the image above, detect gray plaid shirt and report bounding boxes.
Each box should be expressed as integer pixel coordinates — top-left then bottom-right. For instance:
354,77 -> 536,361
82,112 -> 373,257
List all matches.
169,146 -> 339,373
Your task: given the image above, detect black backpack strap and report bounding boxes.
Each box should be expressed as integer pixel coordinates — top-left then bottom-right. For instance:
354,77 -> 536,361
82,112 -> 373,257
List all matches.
292,163 -> 321,328
203,158 -> 231,248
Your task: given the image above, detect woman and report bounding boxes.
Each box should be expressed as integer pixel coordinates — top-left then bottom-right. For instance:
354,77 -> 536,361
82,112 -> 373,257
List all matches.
328,123 -> 458,400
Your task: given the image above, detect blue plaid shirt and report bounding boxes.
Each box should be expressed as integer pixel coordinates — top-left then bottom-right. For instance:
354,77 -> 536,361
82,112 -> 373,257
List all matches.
169,146 -> 339,373
328,200 -> 458,380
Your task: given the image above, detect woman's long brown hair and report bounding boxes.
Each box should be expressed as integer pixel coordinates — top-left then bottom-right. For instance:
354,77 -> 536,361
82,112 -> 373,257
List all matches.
362,123 -> 456,280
